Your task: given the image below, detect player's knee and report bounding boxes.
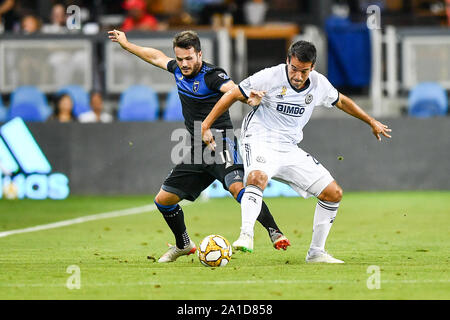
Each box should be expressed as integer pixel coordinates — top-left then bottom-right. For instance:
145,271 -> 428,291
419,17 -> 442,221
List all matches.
155,189 -> 180,206
228,182 -> 244,199
319,182 -> 343,203
154,193 -> 167,206
334,185 -> 343,202
327,185 -> 343,203
246,170 -> 268,190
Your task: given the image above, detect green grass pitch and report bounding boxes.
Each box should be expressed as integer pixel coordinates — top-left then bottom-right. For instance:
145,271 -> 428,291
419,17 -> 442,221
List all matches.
0,191 -> 449,300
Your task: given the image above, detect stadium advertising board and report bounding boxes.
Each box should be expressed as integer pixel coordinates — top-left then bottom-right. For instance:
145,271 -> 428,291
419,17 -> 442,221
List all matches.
0,118 -> 69,200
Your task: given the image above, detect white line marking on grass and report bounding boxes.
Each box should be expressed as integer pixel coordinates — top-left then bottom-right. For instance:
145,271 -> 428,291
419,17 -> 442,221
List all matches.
1,279 -> 449,288
0,200 -> 194,239
133,279 -> 450,286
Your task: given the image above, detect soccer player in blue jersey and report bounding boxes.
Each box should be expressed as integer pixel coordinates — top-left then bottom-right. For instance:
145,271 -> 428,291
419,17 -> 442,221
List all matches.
108,29 -> 290,262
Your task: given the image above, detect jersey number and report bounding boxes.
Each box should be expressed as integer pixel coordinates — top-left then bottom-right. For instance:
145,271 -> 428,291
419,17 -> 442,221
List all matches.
219,150 -> 232,163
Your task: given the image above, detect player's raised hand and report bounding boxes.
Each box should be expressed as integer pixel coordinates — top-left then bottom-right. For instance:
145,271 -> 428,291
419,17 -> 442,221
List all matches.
201,127 -> 216,151
370,119 -> 392,141
108,29 -> 128,48
247,90 -> 266,107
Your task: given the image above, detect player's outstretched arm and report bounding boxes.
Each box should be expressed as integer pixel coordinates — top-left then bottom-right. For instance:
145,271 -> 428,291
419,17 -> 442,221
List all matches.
108,29 -> 171,70
335,93 -> 392,141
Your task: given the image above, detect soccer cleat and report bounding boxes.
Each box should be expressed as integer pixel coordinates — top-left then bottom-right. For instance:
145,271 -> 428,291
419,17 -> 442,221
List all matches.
305,249 -> 344,264
272,234 -> 291,250
157,240 -> 197,263
232,232 -> 254,253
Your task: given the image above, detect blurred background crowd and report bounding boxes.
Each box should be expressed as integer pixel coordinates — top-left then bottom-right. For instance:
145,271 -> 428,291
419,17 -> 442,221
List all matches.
1,0 -> 449,35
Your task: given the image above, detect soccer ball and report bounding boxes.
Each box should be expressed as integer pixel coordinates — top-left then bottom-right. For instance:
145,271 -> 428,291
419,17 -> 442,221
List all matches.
198,234 -> 232,267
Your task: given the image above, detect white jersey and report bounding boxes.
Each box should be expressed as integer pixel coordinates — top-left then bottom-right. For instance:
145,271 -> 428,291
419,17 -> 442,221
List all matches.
239,64 -> 339,144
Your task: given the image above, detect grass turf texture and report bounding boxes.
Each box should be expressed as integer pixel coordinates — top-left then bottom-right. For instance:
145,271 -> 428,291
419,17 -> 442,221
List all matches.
0,191 -> 449,300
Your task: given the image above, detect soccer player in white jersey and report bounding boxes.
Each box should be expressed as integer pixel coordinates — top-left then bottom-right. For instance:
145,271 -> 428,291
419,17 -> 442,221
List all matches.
201,40 -> 392,263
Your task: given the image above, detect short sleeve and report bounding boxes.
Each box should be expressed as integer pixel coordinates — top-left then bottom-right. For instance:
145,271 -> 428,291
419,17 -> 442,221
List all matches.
238,67 -> 274,99
166,59 -> 178,74
317,73 -> 339,108
204,70 -> 231,92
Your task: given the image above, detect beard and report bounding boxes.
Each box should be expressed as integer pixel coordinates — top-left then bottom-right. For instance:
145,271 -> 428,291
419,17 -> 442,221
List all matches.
290,78 -> 305,89
181,60 -> 202,77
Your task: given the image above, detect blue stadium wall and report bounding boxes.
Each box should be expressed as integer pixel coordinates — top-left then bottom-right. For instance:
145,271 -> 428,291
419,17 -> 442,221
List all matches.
22,117 -> 450,195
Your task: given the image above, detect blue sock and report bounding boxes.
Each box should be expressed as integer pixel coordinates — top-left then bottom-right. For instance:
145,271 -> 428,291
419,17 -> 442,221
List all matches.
236,188 -> 245,203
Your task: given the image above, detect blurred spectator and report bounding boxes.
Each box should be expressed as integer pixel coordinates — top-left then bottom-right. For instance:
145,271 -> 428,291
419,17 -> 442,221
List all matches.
120,0 -> 159,31
148,0 -> 194,29
21,13 -> 41,34
446,0 -> 450,26
51,94 -> 75,122
2,0 -> 38,32
42,3 -> 67,34
78,92 -> 113,123
166,11 -> 195,28
243,0 -> 267,25
186,0 -> 242,25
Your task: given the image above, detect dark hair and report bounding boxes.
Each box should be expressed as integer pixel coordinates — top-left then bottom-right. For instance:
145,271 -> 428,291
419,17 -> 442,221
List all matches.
90,90 -> 102,98
287,40 -> 317,66
172,30 -> 201,52
54,93 -> 73,116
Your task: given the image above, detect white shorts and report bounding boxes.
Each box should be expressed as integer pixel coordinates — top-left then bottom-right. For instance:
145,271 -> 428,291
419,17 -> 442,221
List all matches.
241,138 -> 334,199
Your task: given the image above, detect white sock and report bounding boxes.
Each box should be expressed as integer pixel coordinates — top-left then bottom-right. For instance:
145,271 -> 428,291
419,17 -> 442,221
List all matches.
309,200 -> 339,253
240,185 -> 263,237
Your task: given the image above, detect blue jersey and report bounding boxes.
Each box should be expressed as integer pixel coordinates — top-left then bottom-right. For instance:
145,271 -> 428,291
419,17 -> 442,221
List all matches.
167,60 -> 233,136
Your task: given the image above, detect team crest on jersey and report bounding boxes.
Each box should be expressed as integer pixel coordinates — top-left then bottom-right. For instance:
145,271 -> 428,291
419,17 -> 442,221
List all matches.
193,81 -> 200,93
218,73 -> 230,80
256,156 -> 266,163
276,86 -> 287,99
305,94 -> 313,104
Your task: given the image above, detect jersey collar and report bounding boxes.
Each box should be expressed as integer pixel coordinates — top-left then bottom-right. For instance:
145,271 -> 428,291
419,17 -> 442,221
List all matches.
285,65 -> 310,93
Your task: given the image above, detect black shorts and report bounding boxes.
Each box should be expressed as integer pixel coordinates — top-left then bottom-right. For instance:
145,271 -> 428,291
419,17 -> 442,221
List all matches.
161,136 -> 244,201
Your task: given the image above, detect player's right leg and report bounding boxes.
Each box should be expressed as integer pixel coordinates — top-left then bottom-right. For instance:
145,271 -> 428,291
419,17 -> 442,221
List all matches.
154,189 -> 196,263
227,180 -> 290,250
233,169 -> 269,252
218,158 -> 290,250
154,164 -> 213,263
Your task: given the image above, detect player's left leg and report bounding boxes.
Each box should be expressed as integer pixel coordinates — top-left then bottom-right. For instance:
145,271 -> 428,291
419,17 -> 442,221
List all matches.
305,180 -> 344,263
276,148 -> 344,263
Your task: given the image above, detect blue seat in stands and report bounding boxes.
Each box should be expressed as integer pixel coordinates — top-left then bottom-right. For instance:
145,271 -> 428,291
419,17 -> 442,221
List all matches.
408,82 -> 448,118
9,86 -> 51,121
163,87 -> 184,121
57,85 -> 91,117
118,85 -> 159,121
8,102 -> 46,122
